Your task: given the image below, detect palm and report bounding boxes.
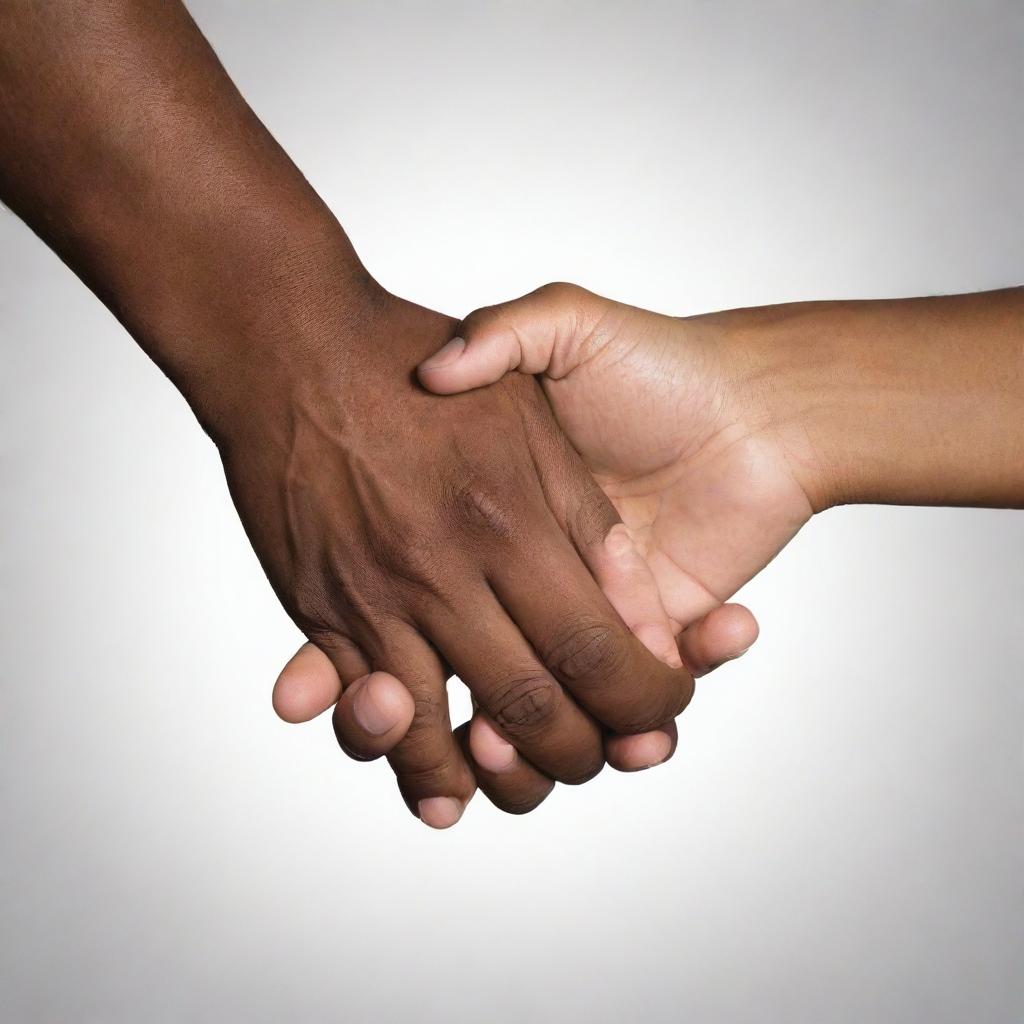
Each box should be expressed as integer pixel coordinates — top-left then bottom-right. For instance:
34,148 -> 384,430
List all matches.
543,308 -> 812,631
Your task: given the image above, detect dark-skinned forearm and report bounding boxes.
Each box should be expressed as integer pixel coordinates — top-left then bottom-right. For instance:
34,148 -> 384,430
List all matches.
0,0 -> 383,432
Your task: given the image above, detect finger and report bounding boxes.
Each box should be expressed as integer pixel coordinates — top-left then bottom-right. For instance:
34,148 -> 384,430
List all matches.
417,282 -> 608,393
332,671 -> 415,762
362,623 -> 477,829
605,721 -> 678,773
603,602 -> 758,770
272,638 -> 364,723
457,715 -> 555,815
501,429 -> 693,734
490,523 -> 693,735
591,523 -> 681,667
603,605 -> 758,772
646,548 -> 723,630
585,522 -> 684,769
677,603 -> 759,677
274,640 -> 416,766
422,594 -> 606,785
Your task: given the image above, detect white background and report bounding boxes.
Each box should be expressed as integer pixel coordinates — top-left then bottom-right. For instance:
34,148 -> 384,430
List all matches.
1,2 -> 1021,1021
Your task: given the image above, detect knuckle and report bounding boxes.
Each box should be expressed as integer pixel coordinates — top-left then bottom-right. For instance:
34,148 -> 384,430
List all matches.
536,280 -> 582,302
491,675 -> 560,734
460,305 -> 501,339
536,281 -> 595,340
292,586 -> 341,640
399,753 -> 459,793
377,530 -> 448,595
451,482 -> 519,541
410,689 -> 448,730
545,619 -> 627,686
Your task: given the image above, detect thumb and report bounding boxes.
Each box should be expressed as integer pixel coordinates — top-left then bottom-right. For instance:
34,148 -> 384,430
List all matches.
417,281 -> 609,394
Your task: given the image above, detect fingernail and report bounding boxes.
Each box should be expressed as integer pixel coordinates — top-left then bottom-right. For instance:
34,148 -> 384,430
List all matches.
635,623 -> 684,668
635,731 -> 673,770
472,718 -> 517,773
352,676 -> 395,736
418,796 -> 464,829
420,336 -> 466,371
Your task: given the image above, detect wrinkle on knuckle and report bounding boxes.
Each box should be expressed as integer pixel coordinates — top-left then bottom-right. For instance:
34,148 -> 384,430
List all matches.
491,675 -> 559,734
410,690 -> 448,729
451,482 -> 519,541
545,619 -> 626,686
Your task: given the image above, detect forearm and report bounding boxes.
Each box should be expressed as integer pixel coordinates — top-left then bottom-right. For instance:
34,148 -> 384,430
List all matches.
0,0 -> 383,431
713,288 -> 1024,511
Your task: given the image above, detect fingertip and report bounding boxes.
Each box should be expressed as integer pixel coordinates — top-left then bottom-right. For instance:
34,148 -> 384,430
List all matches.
634,622 -> 685,668
417,334 -> 511,395
678,603 -> 760,677
353,671 -> 415,737
417,337 -> 467,393
418,335 -> 466,372
469,715 -> 518,774
272,643 -> 342,723
605,724 -> 677,772
417,796 -> 465,829
334,672 -> 416,761
716,602 -> 757,651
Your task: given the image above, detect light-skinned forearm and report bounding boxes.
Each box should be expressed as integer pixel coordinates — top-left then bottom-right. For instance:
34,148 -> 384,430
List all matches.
709,288 -> 1024,511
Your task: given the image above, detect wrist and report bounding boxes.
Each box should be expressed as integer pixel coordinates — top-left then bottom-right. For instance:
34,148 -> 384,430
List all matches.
199,285 -> 455,459
712,301 -> 879,512
109,204 -> 390,441
710,291 -> 1024,512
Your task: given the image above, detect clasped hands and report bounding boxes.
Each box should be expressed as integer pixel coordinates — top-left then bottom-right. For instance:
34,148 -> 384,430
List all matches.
3,1 -> 1017,833
265,283 -> 811,828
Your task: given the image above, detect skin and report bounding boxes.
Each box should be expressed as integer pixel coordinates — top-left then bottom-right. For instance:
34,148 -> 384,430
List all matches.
0,2 -> 744,828
280,283 -> 1023,772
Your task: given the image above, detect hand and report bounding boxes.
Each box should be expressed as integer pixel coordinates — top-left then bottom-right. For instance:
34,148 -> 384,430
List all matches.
273,283 -> 768,795
275,284 -> 1024,802
0,0 -> 753,826
416,282 -> 809,665
217,289 -> 701,825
